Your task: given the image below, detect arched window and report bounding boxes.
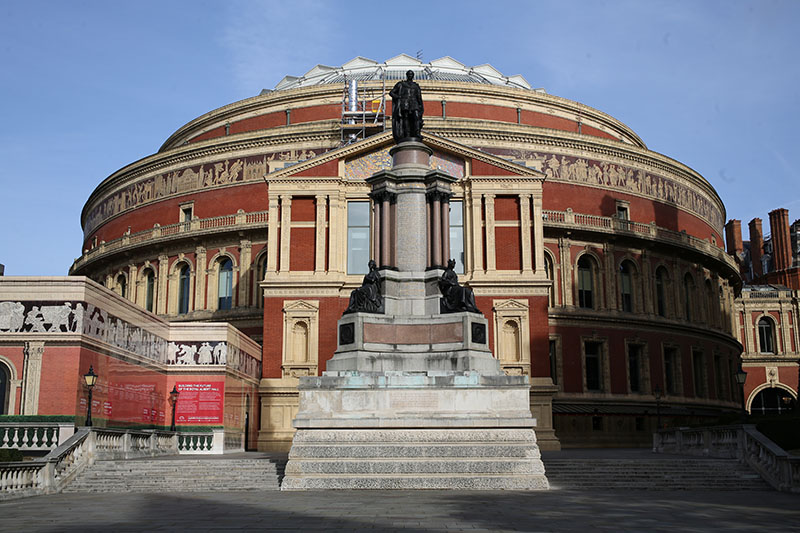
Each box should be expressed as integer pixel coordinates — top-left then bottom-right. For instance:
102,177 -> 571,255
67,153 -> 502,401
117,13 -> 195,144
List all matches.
116,274 -> 127,299
750,388 -> 796,415
178,264 -> 191,315
758,317 -> 776,354
0,362 -> 9,415
144,269 -> 155,313
619,261 -> 635,312
577,255 -> 595,309
683,273 -> 695,321
217,258 -> 233,310
544,254 -> 555,307
655,267 -> 668,317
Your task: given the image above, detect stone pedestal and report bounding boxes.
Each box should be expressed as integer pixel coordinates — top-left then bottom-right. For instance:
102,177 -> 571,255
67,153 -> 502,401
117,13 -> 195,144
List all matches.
282,140 -> 549,490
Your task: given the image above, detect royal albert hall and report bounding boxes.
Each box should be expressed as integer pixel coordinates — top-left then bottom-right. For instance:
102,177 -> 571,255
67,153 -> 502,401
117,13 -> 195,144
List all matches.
69,55 -> 744,450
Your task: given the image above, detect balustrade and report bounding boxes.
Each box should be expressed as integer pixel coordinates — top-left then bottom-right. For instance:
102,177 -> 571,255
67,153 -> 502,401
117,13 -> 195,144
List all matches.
654,424 -> 800,493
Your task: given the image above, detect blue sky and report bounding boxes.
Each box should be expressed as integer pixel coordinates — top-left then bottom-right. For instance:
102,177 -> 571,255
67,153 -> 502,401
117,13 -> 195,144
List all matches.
1,0 -> 798,275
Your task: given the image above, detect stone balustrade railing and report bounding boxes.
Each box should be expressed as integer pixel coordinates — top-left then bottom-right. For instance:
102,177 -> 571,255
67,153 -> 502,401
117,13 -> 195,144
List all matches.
0,427 -> 227,500
70,209 -> 270,273
0,423 -> 75,452
543,209 -> 737,272
653,424 -> 800,493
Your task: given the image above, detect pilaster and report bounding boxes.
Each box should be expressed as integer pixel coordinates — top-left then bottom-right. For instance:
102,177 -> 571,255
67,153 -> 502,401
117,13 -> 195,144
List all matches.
485,194 -> 496,273
195,246 -> 207,311
267,195 -> 280,273
315,195 -> 327,273
157,254 -> 169,315
127,264 -> 137,302
468,192 -> 483,273
280,195 -> 292,272
239,240 -> 252,306
520,194 -> 533,273
559,238 -> 572,306
21,341 -> 44,415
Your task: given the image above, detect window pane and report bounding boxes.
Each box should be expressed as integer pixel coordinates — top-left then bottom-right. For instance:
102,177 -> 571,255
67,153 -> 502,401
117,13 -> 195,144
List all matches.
628,345 -> 640,392
449,201 -> 464,273
218,259 -> 233,310
585,341 -> 601,391
347,202 -> 370,274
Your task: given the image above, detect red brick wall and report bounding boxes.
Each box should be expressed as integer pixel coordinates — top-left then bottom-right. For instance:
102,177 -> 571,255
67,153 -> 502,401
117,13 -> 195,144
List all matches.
495,227 -> 522,270
291,197 -> 316,221
262,298 -> 285,378
289,228 -> 316,271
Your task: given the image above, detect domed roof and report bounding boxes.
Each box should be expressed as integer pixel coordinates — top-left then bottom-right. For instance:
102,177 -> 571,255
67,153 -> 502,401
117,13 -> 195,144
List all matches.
266,54 -> 542,93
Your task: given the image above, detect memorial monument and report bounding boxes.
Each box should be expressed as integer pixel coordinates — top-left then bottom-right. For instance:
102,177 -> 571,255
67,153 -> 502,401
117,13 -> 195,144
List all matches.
281,72 -> 549,490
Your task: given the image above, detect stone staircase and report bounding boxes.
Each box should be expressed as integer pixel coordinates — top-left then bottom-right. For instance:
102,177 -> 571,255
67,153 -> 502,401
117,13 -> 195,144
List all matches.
542,452 -> 770,491
64,455 -> 285,493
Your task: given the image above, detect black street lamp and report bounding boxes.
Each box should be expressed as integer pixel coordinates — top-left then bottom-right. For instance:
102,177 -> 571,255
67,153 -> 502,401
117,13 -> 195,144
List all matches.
734,366 -> 748,422
168,385 -> 180,432
83,366 -> 98,426
654,384 -> 663,430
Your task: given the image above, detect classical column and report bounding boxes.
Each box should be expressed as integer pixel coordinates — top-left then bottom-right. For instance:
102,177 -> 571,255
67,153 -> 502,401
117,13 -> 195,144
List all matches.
157,254 -> 169,315
21,341 -> 44,415
239,240 -> 252,306
390,195 -> 398,267
279,195 -> 292,272
559,238 -> 572,305
426,198 -> 432,268
381,194 -> 391,268
431,193 -> 442,268
315,195 -> 327,273
195,247 -> 207,310
328,193 -> 343,274
372,196 -> 382,265
484,194 -> 496,272
442,194 -> 451,264
266,195 -> 280,273
127,264 -> 137,302
520,194 -> 533,273
467,193 -> 482,273
531,190 -> 545,274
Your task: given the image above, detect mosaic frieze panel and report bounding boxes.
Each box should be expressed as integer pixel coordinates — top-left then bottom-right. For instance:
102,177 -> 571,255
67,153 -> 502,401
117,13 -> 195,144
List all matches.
84,149 -> 321,237
166,341 -> 260,378
0,301 -> 167,363
345,147 -> 465,180
483,148 -> 723,231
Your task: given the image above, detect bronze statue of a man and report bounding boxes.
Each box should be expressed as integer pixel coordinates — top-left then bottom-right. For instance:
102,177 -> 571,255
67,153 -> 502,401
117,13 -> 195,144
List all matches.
389,70 -> 424,143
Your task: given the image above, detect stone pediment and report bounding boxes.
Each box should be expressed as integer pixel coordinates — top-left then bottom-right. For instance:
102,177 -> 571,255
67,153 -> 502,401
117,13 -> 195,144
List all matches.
492,299 -> 530,311
264,131 -> 544,184
283,300 -> 320,313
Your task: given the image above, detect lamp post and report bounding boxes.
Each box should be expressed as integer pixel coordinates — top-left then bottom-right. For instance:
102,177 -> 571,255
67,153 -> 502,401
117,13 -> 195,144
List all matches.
83,366 -> 98,426
654,384 -> 663,430
734,366 -> 748,423
168,385 -> 180,432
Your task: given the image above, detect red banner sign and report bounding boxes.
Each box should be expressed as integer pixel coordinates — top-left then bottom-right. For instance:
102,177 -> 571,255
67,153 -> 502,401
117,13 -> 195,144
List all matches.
175,382 -> 224,424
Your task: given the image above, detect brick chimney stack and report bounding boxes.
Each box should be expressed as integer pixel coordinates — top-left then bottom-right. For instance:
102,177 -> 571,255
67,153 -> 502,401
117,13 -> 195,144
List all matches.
768,208 -> 792,271
749,218 -> 764,278
725,219 -> 743,256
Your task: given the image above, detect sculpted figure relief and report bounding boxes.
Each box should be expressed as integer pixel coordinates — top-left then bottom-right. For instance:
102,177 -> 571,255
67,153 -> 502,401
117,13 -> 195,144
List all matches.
389,70 -> 424,143
344,260 -> 384,314
439,259 -> 480,314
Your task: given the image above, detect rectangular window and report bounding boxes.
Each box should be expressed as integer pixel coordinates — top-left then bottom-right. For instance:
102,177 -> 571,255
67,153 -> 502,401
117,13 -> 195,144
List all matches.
592,416 -> 603,431
628,344 -> 641,393
347,201 -> 370,274
449,201 -> 464,273
549,339 -> 558,385
181,204 -> 193,223
585,341 -> 603,392
692,349 -> 707,398
664,347 -> 678,395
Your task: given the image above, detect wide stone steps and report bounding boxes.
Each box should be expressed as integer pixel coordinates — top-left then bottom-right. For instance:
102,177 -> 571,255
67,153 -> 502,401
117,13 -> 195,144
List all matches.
281,428 -> 549,490
64,458 -> 282,493
541,458 -> 770,491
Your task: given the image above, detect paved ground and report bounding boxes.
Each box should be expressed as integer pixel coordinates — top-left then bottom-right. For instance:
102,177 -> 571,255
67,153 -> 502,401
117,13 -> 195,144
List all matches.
2,489 -> 798,532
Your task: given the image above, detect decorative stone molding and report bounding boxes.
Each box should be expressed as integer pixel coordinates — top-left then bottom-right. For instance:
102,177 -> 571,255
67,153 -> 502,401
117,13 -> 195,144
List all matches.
281,300 -> 320,378
493,299 -> 531,376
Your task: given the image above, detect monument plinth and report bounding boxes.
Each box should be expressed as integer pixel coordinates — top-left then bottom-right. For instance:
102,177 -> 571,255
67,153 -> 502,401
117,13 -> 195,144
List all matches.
282,104 -> 548,490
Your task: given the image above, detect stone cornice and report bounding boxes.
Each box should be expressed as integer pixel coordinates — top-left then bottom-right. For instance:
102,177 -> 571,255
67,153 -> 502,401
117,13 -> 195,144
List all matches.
159,79 -> 645,152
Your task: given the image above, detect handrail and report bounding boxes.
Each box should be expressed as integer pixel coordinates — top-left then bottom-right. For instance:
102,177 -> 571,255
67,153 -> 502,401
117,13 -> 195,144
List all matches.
653,424 -> 800,493
0,427 -> 227,500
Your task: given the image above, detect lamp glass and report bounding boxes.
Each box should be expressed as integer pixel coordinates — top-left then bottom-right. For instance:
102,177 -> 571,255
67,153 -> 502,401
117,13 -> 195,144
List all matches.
84,366 -> 98,387
735,368 -> 747,386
